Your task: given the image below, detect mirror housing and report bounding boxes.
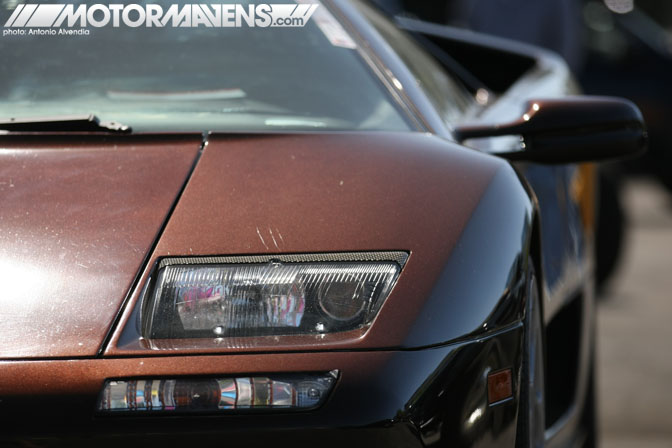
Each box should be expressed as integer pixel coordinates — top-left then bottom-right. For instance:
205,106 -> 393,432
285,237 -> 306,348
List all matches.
454,96 -> 647,164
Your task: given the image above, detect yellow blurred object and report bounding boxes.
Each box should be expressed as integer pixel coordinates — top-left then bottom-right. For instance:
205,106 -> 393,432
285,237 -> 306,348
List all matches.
571,163 -> 597,235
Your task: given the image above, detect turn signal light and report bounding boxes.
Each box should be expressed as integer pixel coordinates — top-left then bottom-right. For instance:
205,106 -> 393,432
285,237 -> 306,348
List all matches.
487,368 -> 513,404
97,371 -> 338,414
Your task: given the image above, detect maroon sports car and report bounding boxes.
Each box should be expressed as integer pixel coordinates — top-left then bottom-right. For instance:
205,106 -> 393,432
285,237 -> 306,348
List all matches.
0,1 -> 645,447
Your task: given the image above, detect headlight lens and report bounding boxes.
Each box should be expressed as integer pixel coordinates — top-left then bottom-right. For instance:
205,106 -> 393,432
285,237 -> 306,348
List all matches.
143,257 -> 403,339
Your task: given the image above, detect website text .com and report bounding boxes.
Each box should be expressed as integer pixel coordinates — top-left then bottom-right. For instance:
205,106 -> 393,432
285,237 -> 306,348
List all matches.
2,3 -> 319,32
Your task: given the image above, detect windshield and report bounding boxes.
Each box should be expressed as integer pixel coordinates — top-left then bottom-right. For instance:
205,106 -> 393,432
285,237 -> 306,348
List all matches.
0,1 -> 411,132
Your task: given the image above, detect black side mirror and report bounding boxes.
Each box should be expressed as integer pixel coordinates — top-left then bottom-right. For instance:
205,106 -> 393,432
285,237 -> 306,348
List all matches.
454,96 -> 647,164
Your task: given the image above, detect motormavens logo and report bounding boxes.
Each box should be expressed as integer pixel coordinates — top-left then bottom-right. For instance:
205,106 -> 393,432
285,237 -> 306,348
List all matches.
3,3 -> 319,36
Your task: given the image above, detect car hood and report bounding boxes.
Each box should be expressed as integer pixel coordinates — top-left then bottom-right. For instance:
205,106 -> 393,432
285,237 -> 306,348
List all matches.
0,134 -> 201,358
107,132 -> 518,355
0,132 -> 517,359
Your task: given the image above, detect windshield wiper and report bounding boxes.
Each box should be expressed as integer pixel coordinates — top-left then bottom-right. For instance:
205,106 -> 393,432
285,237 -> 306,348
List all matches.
0,114 -> 131,133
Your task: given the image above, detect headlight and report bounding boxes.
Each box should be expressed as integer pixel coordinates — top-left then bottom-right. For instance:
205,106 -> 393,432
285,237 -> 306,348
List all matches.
142,253 -> 406,339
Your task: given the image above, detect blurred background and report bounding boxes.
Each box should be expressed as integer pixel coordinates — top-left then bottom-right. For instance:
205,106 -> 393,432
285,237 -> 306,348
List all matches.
373,0 -> 671,446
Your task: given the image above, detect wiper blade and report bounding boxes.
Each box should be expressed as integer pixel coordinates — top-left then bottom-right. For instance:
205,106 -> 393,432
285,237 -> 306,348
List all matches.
0,114 -> 131,133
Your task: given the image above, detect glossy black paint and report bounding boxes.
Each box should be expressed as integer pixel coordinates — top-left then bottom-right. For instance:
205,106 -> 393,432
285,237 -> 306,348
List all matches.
371,11 -> 604,446
454,97 -> 647,164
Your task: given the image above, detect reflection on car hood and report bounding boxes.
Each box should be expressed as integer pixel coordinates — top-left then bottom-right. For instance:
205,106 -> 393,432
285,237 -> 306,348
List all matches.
0,134 -> 201,358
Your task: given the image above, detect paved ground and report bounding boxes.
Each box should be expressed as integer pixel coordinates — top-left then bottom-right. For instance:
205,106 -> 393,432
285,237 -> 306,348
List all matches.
598,179 -> 672,448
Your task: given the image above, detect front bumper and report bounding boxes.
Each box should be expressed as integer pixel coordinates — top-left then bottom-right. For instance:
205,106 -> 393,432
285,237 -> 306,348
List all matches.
0,324 -> 523,447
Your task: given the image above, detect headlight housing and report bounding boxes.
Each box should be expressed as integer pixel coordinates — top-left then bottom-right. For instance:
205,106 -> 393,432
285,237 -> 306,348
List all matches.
142,253 -> 406,340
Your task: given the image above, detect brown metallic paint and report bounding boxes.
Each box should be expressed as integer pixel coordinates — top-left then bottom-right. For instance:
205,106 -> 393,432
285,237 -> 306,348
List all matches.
0,351 -> 387,397
106,132 -> 506,355
0,134 -> 201,359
